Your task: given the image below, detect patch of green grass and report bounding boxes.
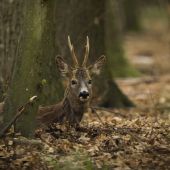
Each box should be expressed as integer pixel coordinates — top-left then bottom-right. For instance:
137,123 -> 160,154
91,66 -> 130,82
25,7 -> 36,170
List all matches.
43,151 -> 95,170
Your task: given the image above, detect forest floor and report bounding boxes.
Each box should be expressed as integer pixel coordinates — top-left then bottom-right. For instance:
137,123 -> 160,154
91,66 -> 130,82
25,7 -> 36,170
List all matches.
0,74 -> 169,170
0,63 -> 170,169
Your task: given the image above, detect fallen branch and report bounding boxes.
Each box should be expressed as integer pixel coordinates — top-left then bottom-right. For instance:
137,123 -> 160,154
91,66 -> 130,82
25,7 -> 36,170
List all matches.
13,137 -> 43,147
0,96 -> 37,138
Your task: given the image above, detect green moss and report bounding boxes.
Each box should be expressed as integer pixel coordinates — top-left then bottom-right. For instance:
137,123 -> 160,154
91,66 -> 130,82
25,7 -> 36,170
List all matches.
107,50 -> 140,77
43,151 -> 94,170
105,0 -> 140,78
3,0 -> 64,137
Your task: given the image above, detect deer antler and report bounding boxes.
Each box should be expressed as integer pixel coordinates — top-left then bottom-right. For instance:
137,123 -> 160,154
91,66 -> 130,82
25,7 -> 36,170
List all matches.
82,36 -> 89,67
68,36 -> 79,67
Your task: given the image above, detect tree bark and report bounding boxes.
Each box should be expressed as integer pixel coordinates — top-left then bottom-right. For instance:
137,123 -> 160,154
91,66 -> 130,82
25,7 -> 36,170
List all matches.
3,0 -> 63,137
0,0 -> 23,101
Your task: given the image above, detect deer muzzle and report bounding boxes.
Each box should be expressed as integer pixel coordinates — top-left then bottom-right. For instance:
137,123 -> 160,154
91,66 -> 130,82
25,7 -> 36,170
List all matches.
79,91 -> 89,101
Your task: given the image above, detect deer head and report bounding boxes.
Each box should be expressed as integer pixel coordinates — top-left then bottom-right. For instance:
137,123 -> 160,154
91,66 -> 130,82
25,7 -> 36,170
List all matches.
56,36 -> 106,103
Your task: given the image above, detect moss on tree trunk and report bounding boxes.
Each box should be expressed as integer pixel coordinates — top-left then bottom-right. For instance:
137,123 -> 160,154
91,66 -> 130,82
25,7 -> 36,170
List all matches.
105,0 -> 139,77
3,0 -> 63,137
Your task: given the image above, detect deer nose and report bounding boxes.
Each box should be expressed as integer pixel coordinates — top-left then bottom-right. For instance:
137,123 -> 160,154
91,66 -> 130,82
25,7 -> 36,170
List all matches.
79,91 -> 89,99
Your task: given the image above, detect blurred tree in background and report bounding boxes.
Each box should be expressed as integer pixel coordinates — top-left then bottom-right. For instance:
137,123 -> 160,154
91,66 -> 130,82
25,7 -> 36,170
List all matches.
122,0 -> 141,32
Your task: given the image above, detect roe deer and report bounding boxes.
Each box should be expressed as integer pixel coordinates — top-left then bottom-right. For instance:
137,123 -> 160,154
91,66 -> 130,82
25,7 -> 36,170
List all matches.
38,36 -> 106,126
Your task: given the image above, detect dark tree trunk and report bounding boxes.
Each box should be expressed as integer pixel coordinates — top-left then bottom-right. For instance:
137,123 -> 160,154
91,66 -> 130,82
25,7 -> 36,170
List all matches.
122,0 -> 141,32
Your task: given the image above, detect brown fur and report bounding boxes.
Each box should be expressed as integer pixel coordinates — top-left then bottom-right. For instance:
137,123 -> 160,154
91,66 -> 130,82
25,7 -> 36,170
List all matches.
37,68 -> 90,127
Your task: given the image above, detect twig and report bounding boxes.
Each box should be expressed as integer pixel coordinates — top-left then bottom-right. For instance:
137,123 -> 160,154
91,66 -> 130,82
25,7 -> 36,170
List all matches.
90,107 -> 104,125
0,96 -> 37,138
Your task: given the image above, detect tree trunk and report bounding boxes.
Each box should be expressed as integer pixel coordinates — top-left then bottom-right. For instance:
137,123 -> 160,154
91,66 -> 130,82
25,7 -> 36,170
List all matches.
0,0 -> 23,101
122,0 -> 141,32
105,0 -> 139,77
3,0 -> 63,137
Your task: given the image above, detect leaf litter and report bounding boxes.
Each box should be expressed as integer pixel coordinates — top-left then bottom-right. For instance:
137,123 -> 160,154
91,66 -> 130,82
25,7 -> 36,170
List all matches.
0,76 -> 170,170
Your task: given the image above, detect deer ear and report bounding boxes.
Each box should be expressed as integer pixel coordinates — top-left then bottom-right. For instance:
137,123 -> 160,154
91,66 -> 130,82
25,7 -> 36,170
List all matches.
89,55 -> 106,75
56,55 -> 70,77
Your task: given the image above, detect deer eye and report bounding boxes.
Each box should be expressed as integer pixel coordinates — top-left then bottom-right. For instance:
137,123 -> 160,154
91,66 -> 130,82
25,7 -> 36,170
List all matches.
71,80 -> 77,85
88,80 -> 92,84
